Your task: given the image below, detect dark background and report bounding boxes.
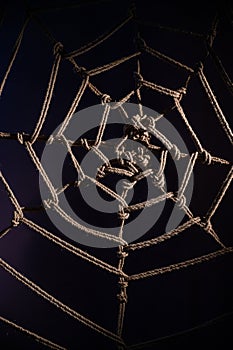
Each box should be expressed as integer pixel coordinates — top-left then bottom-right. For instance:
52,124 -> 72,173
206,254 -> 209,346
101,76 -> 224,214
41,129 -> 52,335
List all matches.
0,0 -> 232,349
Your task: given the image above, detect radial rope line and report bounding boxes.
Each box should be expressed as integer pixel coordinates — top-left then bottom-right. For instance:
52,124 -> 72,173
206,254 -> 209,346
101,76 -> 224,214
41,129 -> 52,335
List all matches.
30,42 -> 63,144
198,65 -> 233,144
0,16 -> 30,96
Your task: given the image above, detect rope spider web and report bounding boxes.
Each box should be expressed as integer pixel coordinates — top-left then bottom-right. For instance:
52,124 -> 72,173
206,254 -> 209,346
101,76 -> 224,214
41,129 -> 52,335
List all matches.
0,1 -> 232,349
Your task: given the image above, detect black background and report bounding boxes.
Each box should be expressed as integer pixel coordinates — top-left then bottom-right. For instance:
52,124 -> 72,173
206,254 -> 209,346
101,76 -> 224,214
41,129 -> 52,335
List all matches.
0,0 -> 232,349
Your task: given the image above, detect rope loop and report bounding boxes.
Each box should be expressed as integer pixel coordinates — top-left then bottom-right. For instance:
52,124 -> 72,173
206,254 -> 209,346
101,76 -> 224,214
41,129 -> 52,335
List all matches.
12,211 -> 23,227
53,42 -> 63,55
117,250 -> 129,259
200,150 -> 212,165
16,133 -> 24,145
195,61 -> 204,75
170,144 -> 181,160
118,211 -> 130,220
174,193 -> 186,209
133,71 -> 143,87
101,94 -> 111,105
152,172 -> 165,188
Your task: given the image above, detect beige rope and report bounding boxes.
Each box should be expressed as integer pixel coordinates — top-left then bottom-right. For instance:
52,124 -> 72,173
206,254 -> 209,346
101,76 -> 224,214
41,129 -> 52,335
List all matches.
88,52 -> 141,76
0,225 -> 15,239
0,132 -> 229,165
176,152 -> 198,204
142,79 -> 182,98
135,59 -> 144,117
0,258 -> 125,346
129,247 -> 233,281
151,149 -> 168,188
22,217 -> 127,277
174,98 -> 204,152
125,192 -> 173,212
200,220 -> 226,248
25,142 -> 58,204
207,44 -> 233,96
86,175 -> 129,207
49,201 -> 127,245
56,76 -> 89,138
205,166 -> 233,222
59,134 -> 85,181
95,103 -> 111,147
126,217 -> 201,251
116,188 -> 130,343
30,42 -> 63,144
65,13 -> 133,59
132,114 -> 186,159
0,171 -> 23,226
0,17 -> 30,96
1,7 -> 232,349
0,315 -> 66,350
142,40 -> 194,73
0,172 -> 22,214
136,19 -> 203,38
198,65 -> 233,144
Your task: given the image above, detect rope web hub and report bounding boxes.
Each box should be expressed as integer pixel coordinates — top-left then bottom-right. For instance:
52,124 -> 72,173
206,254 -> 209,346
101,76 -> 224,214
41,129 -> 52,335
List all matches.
0,1 -> 232,349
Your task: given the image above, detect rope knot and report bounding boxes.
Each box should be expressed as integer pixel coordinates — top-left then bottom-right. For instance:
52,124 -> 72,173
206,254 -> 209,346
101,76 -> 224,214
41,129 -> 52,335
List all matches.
48,133 -> 66,145
118,280 -> 128,288
122,179 -> 136,191
74,66 -> 88,78
135,147 -> 150,167
140,130 -> 150,144
124,124 -> 139,140
124,150 -> 135,163
125,120 -> 151,145
195,61 -> 204,74
146,116 -> 156,129
131,114 -> 142,127
118,211 -> 130,221
133,71 -> 143,87
201,219 -> 212,232
152,172 -> 165,189
135,34 -> 146,50
80,138 -> 91,150
17,133 -> 24,144
53,42 -> 63,55
117,291 -> 128,303
96,165 -> 106,179
200,150 -> 212,165
74,180 -> 81,187
43,198 -> 54,209
117,250 -> 129,259
12,211 -> 23,227
117,277 -> 128,303
47,134 -> 55,145
177,87 -> 187,99
129,2 -> 137,18
174,193 -> 186,209
101,94 -> 111,105
170,144 -> 181,160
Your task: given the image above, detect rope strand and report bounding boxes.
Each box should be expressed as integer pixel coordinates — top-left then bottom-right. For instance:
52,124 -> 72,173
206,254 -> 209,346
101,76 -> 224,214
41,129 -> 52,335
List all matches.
0,316 -> 66,350
0,258 -> 125,346
0,16 -> 30,96
129,247 -> 233,281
